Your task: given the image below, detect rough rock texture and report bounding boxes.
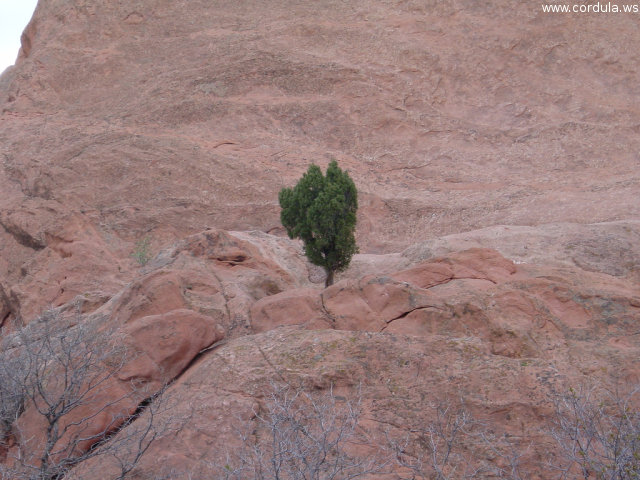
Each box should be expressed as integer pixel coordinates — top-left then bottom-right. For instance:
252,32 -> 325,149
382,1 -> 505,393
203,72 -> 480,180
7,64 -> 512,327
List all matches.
1,228 -> 318,474
120,308 -> 223,382
342,220 -> 640,283
1,0 -> 640,478
403,221 -> 640,281
2,0 -> 639,334
247,248 -> 640,365
4,231 -> 640,477
250,287 -> 330,333
1,226 -> 316,330
73,244 -> 636,479
78,319 -> 640,479
2,0 -> 640,257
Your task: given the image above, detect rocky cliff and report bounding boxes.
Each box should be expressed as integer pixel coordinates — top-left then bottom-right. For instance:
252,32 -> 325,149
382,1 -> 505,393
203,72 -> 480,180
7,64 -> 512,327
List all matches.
1,0 -> 639,478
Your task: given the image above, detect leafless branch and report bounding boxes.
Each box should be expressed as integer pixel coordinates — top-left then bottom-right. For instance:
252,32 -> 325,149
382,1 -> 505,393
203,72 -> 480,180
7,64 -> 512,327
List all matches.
0,308 -> 167,480
549,384 -> 640,480
216,382 -> 389,480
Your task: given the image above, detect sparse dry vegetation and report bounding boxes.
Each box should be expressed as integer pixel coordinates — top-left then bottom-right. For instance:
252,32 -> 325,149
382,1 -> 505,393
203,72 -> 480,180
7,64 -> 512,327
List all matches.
549,385 -> 640,480
0,309 -> 167,480
209,383 -> 640,480
217,383 -> 387,480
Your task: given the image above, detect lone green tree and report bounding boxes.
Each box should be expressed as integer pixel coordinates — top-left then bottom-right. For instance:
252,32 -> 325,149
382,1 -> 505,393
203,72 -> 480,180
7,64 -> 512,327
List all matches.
279,160 -> 358,287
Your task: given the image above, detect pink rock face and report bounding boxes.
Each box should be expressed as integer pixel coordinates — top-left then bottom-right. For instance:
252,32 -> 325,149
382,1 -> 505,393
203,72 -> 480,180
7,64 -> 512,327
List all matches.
4,306 -> 221,474
85,321 -> 640,479
0,0 -> 638,331
250,288 -> 330,333
1,0 -> 640,261
0,229 -> 316,475
246,248 -> 640,367
322,275 -> 444,331
120,309 -> 224,382
11,377 -> 138,472
392,248 -> 518,287
3,240 -> 640,478
1,0 -> 640,478
0,209 -> 134,323
110,271 -> 193,325
320,249 -> 515,333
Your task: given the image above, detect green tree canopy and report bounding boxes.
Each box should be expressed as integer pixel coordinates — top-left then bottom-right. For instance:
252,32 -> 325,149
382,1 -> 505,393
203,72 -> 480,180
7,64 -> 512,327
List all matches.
279,160 -> 358,287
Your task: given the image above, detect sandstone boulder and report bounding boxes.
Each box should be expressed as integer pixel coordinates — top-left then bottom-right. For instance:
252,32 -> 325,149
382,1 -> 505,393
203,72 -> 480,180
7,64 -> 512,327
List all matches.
119,308 -> 224,383
250,288 -> 329,333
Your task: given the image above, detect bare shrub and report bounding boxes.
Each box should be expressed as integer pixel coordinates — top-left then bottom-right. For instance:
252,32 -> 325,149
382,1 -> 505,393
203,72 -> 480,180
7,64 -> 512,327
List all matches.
389,401 -> 485,480
0,342 -> 25,445
0,309 -> 167,480
395,386 -> 639,480
217,383 -> 388,480
388,400 -> 530,480
549,385 -> 640,480
216,388 -> 536,480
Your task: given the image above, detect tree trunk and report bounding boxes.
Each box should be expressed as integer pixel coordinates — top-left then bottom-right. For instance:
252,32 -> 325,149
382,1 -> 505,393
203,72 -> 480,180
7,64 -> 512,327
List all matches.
325,269 -> 334,288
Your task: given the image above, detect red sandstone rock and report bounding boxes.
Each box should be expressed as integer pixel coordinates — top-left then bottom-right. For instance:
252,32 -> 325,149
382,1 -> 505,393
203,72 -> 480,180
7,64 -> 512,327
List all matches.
2,0 -> 640,260
322,274 -> 444,331
1,0 -> 640,477
250,288 -> 329,333
11,378 -> 138,473
241,248 -> 640,369
120,309 -> 224,383
79,322 -> 640,479
3,238 -> 640,478
0,227 -> 318,475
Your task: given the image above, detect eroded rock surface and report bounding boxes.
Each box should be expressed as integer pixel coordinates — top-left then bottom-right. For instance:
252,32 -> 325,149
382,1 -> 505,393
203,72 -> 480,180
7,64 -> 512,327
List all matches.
1,0 -> 640,259
1,0 -> 640,478
250,247 -> 640,360
71,242 -> 636,478
3,227 -> 640,478
0,228 -> 319,474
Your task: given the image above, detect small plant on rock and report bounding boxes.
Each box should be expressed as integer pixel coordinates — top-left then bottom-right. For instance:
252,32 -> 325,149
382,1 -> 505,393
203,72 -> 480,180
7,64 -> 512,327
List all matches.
131,236 -> 152,266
